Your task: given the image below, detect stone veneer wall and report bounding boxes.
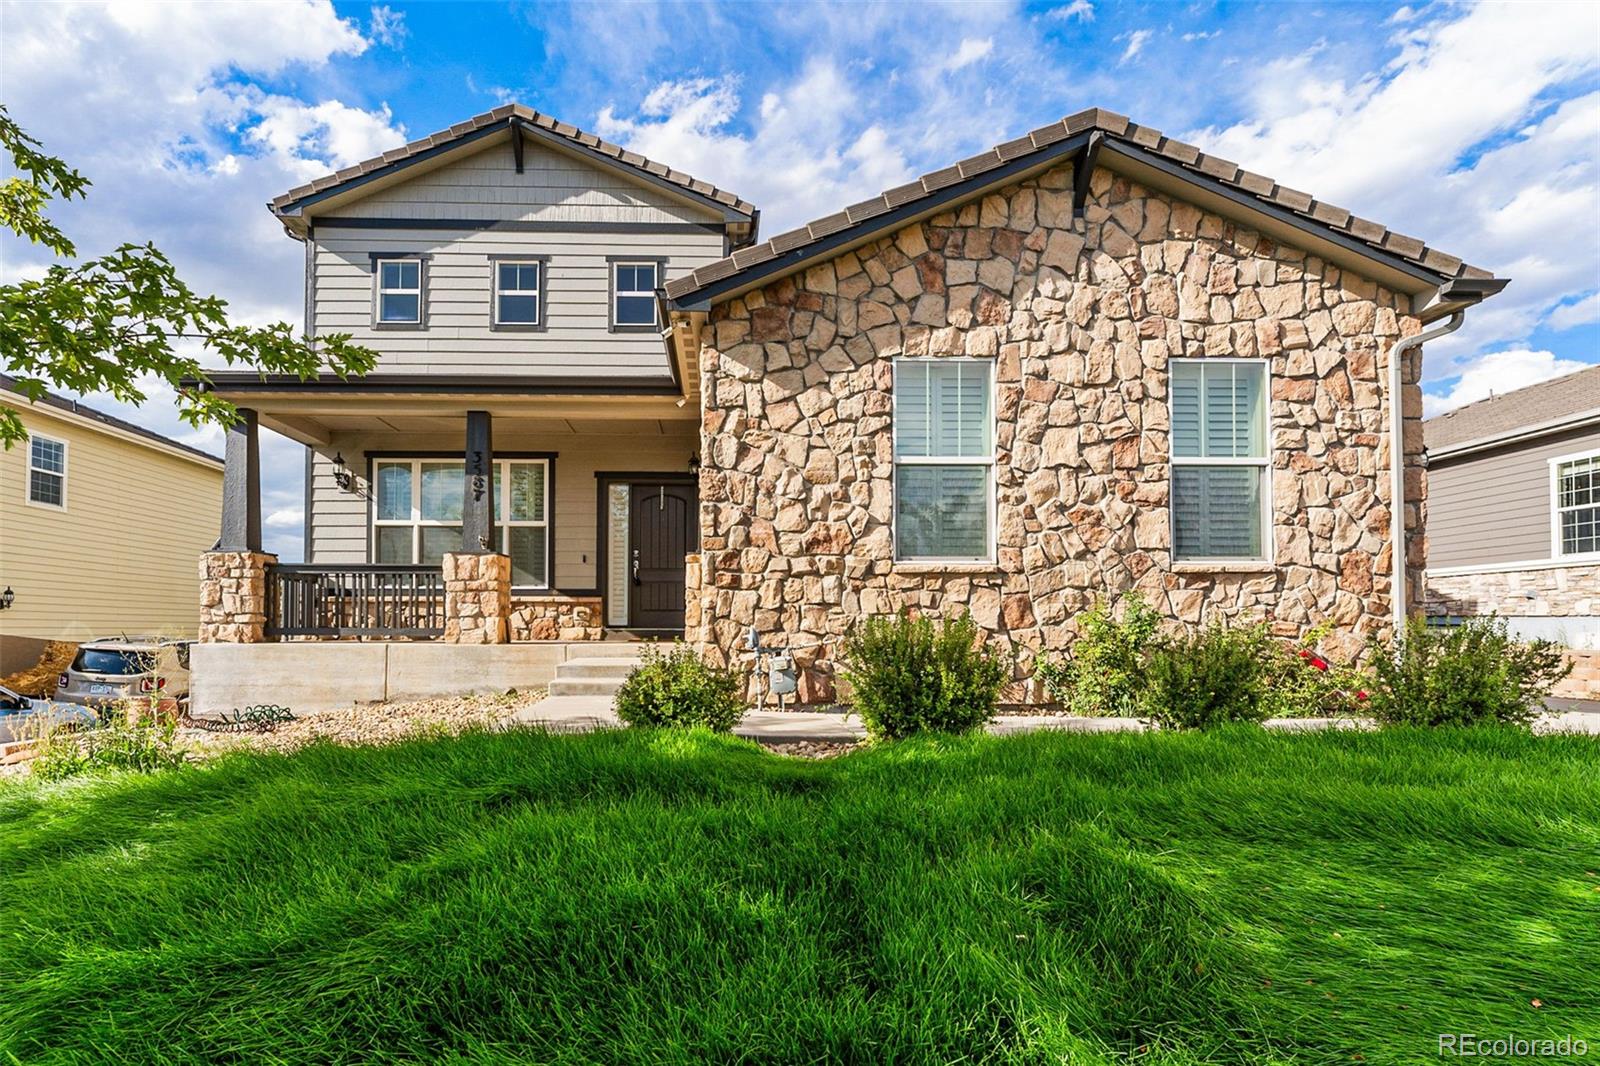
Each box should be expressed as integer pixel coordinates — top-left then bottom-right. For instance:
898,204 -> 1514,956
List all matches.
689,164 -> 1427,704
198,551 -> 275,643
1425,563 -> 1599,625
509,593 -> 603,641
442,552 -> 510,644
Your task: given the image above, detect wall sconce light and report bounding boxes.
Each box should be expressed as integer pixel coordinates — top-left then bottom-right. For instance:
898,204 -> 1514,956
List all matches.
0,586 -> 14,610
332,451 -> 356,493
688,452 -> 701,478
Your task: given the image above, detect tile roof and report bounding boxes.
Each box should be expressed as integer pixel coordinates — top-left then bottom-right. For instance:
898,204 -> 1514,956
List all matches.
664,106 -> 1497,302
0,375 -> 224,466
269,104 -> 757,220
1424,364 -> 1600,454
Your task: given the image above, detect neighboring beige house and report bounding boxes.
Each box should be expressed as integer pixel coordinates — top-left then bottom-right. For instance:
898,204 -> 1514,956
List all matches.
193,105 -> 1508,709
0,378 -> 223,673
1424,365 -> 1599,697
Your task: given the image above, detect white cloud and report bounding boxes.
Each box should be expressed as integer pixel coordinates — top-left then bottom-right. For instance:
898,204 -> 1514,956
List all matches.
369,4 -> 407,47
942,37 -> 995,73
1547,291 -> 1600,331
1423,349 -> 1591,416
1182,30 -> 1222,42
266,506 -> 305,530
1187,3 -> 1600,383
1118,29 -> 1153,64
1050,0 -> 1094,22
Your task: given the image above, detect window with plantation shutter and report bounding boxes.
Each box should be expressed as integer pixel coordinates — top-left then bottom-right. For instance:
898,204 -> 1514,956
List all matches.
1169,360 -> 1270,560
894,359 -> 993,561
1553,453 -> 1599,558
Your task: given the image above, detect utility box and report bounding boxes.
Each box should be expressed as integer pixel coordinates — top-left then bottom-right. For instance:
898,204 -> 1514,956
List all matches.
768,653 -> 797,696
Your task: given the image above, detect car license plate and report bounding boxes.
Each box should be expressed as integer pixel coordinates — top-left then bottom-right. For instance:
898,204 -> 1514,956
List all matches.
90,684 -> 115,695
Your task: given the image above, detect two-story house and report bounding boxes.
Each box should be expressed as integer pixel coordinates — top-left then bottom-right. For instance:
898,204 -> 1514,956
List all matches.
193,105 -> 1506,711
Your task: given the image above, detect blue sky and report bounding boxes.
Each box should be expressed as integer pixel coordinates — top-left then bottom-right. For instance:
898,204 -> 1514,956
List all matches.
2,0 -> 1597,560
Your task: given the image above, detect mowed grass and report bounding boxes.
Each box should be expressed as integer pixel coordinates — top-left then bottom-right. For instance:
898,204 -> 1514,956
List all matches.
2,727 -> 1597,1064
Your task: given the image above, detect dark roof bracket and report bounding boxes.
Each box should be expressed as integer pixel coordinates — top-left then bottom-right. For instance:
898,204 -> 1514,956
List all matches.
1072,131 -> 1103,222
509,118 -> 525,174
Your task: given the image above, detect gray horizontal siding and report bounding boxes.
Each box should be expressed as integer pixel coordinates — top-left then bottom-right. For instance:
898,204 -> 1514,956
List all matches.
307,424 -> 697,591
312,228 -> 723,376
1428,424 -> 1600,568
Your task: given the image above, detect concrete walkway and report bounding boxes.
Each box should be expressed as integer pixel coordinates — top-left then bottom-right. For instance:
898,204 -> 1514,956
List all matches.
511,696 -> 1600,739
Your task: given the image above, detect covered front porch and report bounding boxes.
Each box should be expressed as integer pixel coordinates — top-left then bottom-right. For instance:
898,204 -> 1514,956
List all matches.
199,379 -> 702,645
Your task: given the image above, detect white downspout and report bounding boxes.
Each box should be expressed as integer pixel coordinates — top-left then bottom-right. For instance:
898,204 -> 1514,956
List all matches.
1388,310 -> 1465,636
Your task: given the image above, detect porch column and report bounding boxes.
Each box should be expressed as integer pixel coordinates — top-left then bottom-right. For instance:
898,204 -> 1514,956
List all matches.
443,409 -> 510,643
200,407 -> 275,643
462,409 -> 495,553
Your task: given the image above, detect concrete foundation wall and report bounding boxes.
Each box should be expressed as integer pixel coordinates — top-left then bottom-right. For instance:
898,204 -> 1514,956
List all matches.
190,641 -> 630,716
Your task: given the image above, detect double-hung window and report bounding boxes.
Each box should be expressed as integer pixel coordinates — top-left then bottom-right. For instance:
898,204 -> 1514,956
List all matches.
27,434 -> 67,508
373,458 -> 551,587
1553,453 -> 1599,558
1169,359 -> 1270,561
893,359 -> 994,561
375,258 -> 422,325
611,261 -> 658,328
494,260 -> 542,327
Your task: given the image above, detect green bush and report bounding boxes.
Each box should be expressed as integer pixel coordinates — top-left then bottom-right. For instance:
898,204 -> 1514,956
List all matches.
613,643 -> 744,732
1032,594 -> 1161,716
1140,623 -> 1271,730
1366,616 -> 1570,729
839,610 -> 1010,740
1259,623 -> 1370,719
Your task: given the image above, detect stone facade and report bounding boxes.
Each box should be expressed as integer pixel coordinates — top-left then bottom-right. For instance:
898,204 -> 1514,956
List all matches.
198,551 -> 276,643
689,163 -> 1427,704
442,552 -> 510,644
1556,650 -> 1600,700
509,593 -> 603,641
1425,563 -> 1599,630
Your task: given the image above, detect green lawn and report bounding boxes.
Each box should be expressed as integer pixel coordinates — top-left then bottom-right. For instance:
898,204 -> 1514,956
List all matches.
2,727 -> 1596,1064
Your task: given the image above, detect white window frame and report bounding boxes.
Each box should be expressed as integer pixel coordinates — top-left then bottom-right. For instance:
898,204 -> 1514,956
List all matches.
492,259 -> 543,328
610,259 -> 659,329
374,257 -> 423,326
1549,449 -> 1600,563
891,356 -> 997,564
1167,357 -> 1273,564
25,433 -> 68,511
371,457 -> 552,588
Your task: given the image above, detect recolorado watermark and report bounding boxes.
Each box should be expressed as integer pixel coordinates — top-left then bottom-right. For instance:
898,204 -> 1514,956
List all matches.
1440,1034 -> 1589,1058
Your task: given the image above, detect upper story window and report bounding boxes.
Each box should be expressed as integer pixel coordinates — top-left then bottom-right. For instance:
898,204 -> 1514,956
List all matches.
1169,359 -> 1269,561
611,260 -> 659,330
893,358 -> 994,562
1554,453 -> 1598,558
27,434 -> 67,509
375,258 -> 423,325
494,260 -> 543,328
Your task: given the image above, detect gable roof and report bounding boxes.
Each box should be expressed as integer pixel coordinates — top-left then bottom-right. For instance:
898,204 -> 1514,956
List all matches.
663,106 -> 1503,308
269,103 -> 758,225
1424,364 -> 1600,458
0,375 -> 224,468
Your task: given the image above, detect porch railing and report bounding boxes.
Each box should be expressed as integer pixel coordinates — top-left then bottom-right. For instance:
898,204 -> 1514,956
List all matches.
265,564 -> 445,639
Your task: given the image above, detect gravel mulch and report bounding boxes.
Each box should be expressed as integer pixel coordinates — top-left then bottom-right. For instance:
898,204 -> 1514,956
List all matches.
756,740 -> 861,759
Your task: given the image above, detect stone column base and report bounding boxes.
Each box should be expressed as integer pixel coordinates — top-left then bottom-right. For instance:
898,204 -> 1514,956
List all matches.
443,552 -> 511,644
198,550 -> 277,643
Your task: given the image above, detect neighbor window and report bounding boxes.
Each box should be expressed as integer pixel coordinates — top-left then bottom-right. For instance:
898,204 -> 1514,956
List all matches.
893,359 -> 993,561
1169,359 -> 1269,561
612,261 -> 658,327
1554,453 -> 1599,557
375,258 -> 422,324
27,434 -> 66,508
494,260 -> 542,326
373,458 -> 550,587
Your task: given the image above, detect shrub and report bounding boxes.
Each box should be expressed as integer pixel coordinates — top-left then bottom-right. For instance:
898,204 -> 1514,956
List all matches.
1139,623 -> 1271,730
1032,594 -> 1161,717
30,702 -> 188,781
1365,616 -> 1570,729
613,643 -> 744,731
1259,623 -> 1370,719
839,610 -> 1010,740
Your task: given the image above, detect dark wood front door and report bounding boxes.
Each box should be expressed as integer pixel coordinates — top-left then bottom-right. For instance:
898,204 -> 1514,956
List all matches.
629,483 -> 696,630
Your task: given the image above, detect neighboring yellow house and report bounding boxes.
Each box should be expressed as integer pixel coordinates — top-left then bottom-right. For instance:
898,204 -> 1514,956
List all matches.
0,377 -> 224,673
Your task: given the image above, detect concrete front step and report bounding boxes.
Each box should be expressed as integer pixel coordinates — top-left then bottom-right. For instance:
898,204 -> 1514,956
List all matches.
546,654 -> 643,698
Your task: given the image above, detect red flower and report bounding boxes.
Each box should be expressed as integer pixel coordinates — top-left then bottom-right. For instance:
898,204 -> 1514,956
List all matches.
1356,690 -> 1369,701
